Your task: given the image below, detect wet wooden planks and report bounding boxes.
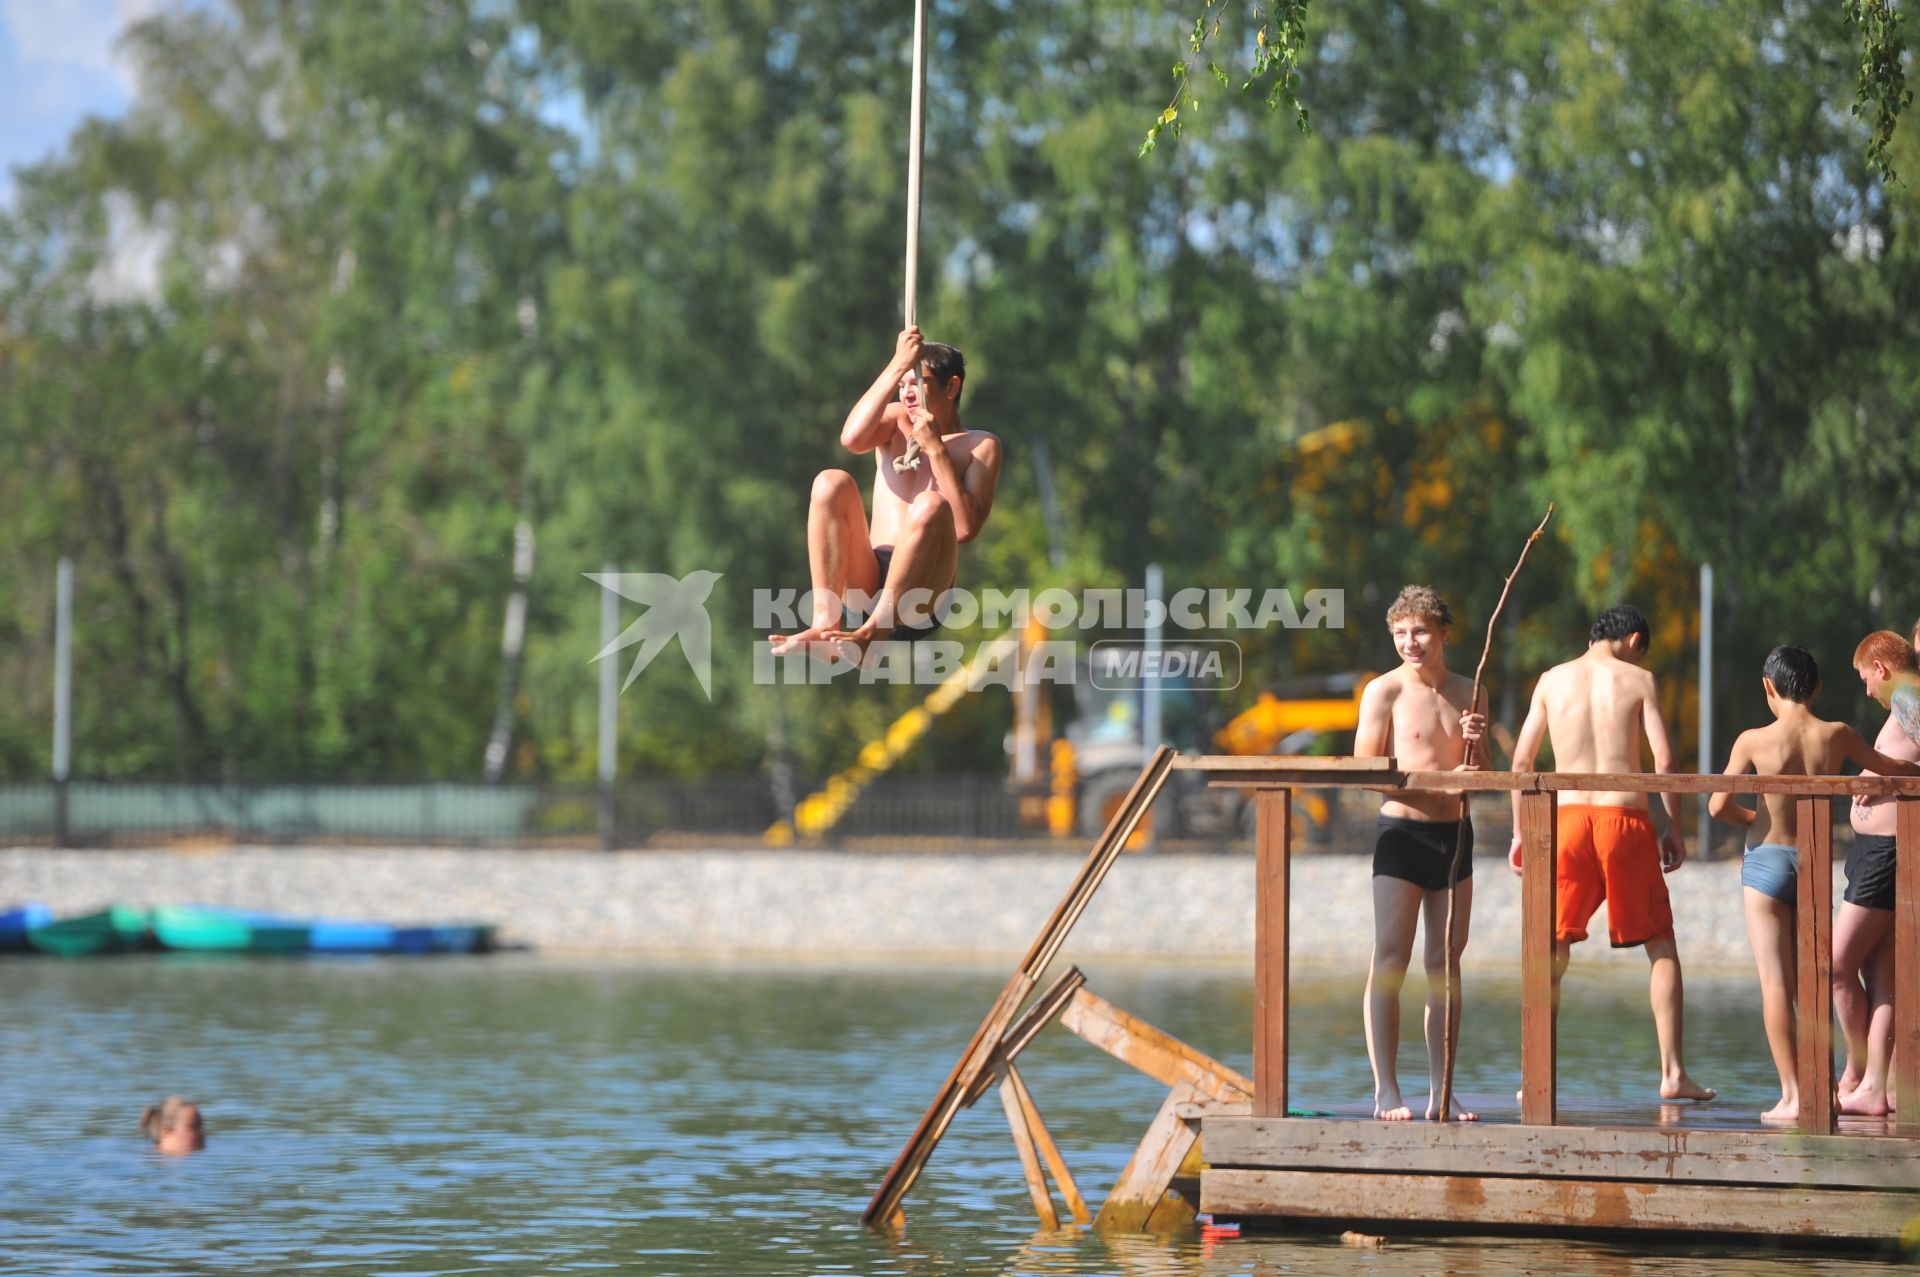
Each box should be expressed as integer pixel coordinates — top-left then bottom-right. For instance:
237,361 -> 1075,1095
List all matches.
1202,1117 -> 1920,1190
1201,1168 -> 1918,1242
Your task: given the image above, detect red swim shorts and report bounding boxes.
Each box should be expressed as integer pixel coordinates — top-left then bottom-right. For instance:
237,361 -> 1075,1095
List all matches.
1555,805 -> 1675,948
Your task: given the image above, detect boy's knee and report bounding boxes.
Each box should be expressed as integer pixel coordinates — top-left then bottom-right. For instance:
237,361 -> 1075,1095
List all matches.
812,469 -> 857,504
906,490 -> 952,533
1371,949 -> 1413,977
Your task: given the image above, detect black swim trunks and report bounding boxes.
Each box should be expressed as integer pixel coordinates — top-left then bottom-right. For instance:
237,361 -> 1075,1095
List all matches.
1373,815 -> 1474,891
1844,833 -> 1897,912
842,546 -> 942,642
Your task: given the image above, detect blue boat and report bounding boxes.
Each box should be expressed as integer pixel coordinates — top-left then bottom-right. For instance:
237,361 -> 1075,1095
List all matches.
0,903 -> 54,953
152,905 -> 311,954
306,918 -> 497,954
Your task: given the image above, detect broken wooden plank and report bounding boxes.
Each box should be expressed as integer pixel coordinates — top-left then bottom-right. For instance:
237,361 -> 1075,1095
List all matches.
1095,1082 -> 1204,1232
1059,988 -> 1252,1102
862,748 -> 1175,1226
998,1068 -> 1057,1228
1002,1064 -> 1088,1226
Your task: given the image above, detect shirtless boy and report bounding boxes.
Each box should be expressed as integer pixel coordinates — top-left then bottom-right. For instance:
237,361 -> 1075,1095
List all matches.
1833,630 -> 1920,1116
1707,644 -> 1919,1122
1508,604 -> 1714,1103
769,327 -> 1003,658
1352,586 -> 1486,1122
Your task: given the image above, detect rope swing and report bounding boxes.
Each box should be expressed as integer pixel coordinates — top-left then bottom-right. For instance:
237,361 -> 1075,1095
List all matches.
893,0 -> 931,475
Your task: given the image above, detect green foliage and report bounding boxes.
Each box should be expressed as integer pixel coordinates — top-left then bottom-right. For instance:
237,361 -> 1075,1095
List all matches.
1847,0 -> 1914,183
0,0 -> 1917,787
1142,1 -> 1313,156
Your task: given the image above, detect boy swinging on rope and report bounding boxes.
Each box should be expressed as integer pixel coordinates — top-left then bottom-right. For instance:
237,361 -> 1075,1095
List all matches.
770,327 -> 1002,660
1353,586 -> 1487,1122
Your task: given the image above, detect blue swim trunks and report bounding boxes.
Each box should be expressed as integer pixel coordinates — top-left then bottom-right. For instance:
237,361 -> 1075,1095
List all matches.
1741,842 -> 1798,906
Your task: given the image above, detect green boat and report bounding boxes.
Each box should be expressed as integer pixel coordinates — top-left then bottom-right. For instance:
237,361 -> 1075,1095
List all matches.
150,905 -> 311,954
27,906 -> 151,957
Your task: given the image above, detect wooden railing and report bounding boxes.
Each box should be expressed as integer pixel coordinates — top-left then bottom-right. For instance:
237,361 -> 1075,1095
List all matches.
1178,756 -> 1920,1139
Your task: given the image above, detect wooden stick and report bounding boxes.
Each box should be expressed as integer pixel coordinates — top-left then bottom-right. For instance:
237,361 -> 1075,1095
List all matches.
1437,502 -> 1554,1122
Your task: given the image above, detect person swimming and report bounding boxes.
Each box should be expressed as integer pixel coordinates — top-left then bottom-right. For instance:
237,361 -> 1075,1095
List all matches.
140,1095 -> 205,1155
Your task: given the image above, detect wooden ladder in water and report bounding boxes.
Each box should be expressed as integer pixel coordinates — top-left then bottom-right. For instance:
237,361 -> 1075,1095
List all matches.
861,748 -> 1253,1232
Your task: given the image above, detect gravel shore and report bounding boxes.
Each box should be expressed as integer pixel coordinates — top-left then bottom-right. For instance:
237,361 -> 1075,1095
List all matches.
0,845 -> 1805,970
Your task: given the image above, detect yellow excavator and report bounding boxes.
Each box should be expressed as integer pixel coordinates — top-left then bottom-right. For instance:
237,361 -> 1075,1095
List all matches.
1046,671 -> 1374,842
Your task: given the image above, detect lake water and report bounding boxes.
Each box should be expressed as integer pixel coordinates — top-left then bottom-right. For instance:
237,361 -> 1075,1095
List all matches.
0,954 -> 1910,1275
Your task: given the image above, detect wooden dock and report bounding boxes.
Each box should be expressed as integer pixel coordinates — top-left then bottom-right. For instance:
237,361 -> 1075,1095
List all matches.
1184,756 -> 1920,1245
865,752 -> 1920,1248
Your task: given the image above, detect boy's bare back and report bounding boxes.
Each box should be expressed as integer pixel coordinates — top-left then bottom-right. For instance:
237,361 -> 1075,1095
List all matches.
1531,648 -> 1665,808
1736,713 -> 1911,843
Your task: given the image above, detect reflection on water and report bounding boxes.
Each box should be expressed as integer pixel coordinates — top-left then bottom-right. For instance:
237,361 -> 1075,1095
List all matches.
0,954 -> 1908,1275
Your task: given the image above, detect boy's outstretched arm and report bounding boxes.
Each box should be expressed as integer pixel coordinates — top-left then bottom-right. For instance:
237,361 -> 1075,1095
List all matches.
841,328 -> 921,454
1706,736 -> 1756,828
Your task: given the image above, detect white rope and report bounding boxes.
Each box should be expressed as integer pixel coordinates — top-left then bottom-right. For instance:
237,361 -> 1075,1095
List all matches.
894,0 -> 931,475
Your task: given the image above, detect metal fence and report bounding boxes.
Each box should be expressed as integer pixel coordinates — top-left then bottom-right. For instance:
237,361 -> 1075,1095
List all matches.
0,777 -> 1041,849
0,776 -> 1760,856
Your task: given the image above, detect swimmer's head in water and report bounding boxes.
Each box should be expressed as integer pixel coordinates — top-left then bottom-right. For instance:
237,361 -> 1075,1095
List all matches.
140,1096 -> 205,1155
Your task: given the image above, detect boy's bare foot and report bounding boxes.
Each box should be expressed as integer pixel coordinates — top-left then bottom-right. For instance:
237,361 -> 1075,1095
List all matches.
1659,1075 -> 1717,1102
1837,1068 -> 1863,1099
1838,1081 -> 1892,1117
1759,1097 -> 1799,1124
1426,1098 -> 1478,1121
769,624 -> 830,656
768,626 -> 864,666
1374,1087 -> 1414,1121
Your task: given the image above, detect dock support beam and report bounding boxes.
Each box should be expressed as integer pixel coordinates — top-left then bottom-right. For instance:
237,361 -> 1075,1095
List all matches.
1253,790 -> 1290,1118
1518,788 -> 1558,1126
1895,797 -> 1920,1138
1795,797 -> 1836,1135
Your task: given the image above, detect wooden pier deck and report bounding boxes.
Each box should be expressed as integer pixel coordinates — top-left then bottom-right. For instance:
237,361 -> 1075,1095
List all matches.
1183,756 -> 1920,1245
864,751 -> 1919,1248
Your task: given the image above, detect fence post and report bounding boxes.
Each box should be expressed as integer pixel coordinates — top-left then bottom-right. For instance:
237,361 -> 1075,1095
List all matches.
1894,796 -> 1920,1138
1519,787 -> 1558,1125
1794,795 -> 1836,1134
1253,789 -> 1291,1118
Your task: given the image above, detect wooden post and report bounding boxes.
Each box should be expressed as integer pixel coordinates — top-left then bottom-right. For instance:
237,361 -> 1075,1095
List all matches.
1007,1064 -> 1090,1224
1518,788 -> 1558,1126
997,1066 -> 1058,1228
1795,795 -> 1836,1135
1894,797 -> 1920,1138
1254,789 -> 1291,1118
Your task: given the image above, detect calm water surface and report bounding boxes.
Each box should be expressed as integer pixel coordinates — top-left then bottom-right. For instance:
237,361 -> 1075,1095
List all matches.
0,954 -> 1910,1275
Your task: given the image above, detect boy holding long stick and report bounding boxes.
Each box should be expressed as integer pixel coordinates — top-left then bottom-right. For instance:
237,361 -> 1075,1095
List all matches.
1353,586 -> 1485,1121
